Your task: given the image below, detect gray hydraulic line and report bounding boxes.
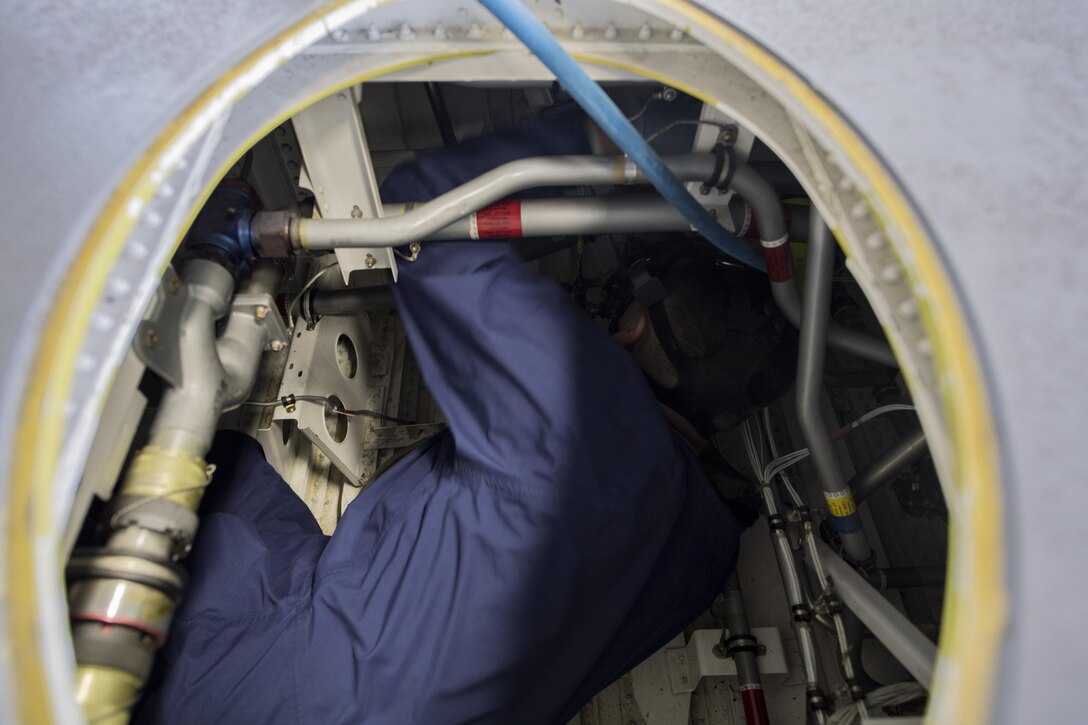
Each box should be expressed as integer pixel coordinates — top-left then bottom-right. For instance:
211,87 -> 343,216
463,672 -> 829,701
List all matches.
805,539 -> 937,689
294,154 -> 716,250
720,575 -> 771,725
70,260 -> 283,723
796,216 -> 873,564
304,286 -> 394,319
386,195 -> 694,240
760,486 -> 829,722
729,165 -> 897,368
852,426 -> 929,504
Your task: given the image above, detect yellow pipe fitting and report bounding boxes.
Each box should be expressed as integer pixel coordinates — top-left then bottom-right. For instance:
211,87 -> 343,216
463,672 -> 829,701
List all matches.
118,445 -> 209,511
74,665 -> 143,725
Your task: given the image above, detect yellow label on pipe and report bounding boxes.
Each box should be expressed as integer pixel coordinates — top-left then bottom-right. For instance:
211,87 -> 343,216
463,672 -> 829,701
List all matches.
825,489 -> 858,518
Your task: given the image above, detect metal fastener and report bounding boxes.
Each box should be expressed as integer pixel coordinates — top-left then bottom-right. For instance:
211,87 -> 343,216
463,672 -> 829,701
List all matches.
604,23 -> 618,40
270,340 -> 286,352
351,205 -> 363,219
365,254 -> 377,268
331,27 -> 349,42
168,277 -> 181,295
146,329 -> 159,349
254,306 -> 270,321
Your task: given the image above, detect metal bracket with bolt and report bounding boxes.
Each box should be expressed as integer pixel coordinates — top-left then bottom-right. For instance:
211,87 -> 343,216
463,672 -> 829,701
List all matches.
664,627 -> 787,694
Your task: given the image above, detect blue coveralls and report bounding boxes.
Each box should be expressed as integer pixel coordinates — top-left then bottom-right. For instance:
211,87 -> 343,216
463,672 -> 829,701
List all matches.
136,121 -> 743,724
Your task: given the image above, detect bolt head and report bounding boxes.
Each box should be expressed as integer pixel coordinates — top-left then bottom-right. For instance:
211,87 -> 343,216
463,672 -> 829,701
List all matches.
351,205 -> 363,219
168,277 -> 181,295
146,329 -> 159,349
365,254 -> 377,269
270,340 -> 286,352
254,306 -> 270,320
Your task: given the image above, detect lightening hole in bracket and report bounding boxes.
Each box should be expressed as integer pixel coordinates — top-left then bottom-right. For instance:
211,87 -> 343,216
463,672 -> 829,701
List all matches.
336,334 -> 358,379
325,394 -> 348,443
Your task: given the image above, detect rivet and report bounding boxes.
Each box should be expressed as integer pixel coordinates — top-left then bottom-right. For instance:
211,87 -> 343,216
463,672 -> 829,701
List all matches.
571,22 -> 585,40
897,299 -> 918,319
398,23 -> 415,40
669,26 -> 684,41
433,23 -> 449,40
467,23 -> 484,39
880,265 -> 901,284
146,329 -> 159,349
917,338 -> 933,357
331,27 -> 349,42
365,254 -> 377,268
367,24 -> 382,41
168,276 -> 181,295
851,201 -> 868,219
351,205 -> 363,219
864,232 -> 884,250
604,23 -> 618,40
638,23 -> 652,40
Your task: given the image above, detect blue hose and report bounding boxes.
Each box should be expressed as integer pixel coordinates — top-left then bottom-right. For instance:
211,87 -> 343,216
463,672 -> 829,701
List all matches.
477,0 -> 765,271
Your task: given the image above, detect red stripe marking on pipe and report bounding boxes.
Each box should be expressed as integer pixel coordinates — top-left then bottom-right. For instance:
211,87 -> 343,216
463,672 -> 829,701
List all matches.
475,199 -> 523,239
740,687 -> 771,725
71,613 -> 167,648
764,244 -> 794,282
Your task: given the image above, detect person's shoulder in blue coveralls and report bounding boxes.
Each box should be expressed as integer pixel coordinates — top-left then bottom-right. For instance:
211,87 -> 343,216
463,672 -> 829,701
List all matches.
135,115 -> 791,725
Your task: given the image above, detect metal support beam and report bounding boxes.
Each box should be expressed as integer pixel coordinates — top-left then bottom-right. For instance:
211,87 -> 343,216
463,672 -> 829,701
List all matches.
806,539 -> 937,689
292,86 -> 397,281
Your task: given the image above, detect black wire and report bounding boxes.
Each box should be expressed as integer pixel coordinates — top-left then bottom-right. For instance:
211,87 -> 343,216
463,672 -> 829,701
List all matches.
243,395 -> 416,426
424,82 -> 458,147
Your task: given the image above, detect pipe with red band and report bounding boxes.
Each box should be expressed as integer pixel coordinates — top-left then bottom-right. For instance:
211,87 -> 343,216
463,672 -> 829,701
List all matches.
470,199 -> 523,240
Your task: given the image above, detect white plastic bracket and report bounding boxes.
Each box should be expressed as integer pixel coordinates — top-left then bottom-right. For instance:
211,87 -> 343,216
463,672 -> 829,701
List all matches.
664,627 -> 788,694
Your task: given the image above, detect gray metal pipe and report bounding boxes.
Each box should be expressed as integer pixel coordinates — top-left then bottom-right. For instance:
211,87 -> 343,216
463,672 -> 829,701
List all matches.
148,260 -> 235,456
796,216 -> 872,564
392,195 -> 693,240
852,426 -> 929,504
730,166 -> 896,368
806,539 -> 937,689
306,286 -> 395,317
720,575 -> 771,724
149,260 -> 282,454
295,154 -> 716,250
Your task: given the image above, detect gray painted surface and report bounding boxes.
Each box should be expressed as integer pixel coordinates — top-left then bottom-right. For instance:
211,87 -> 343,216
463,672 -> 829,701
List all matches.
0,2 -> 321,721
693,1 -> 1088,721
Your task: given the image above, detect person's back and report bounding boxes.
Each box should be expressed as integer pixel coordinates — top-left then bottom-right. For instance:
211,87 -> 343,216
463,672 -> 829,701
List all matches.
135,120 -> 742,724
